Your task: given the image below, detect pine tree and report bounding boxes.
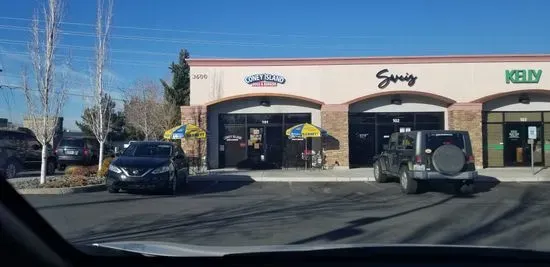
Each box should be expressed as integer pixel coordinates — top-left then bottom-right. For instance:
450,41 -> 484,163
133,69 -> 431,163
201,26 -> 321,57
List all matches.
160,49 -> 190,127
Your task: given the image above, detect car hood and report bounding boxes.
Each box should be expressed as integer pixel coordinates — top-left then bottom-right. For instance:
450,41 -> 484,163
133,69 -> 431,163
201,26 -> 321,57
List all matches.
112,157 -> 170,169
90,241 -> 546,258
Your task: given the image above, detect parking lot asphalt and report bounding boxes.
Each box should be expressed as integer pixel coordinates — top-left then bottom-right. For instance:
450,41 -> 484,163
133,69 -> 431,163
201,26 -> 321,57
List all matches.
22,180 -> 550,251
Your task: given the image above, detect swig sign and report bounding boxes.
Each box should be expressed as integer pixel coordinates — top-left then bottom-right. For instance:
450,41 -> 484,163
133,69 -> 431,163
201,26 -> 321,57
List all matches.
244,73 -> 286,87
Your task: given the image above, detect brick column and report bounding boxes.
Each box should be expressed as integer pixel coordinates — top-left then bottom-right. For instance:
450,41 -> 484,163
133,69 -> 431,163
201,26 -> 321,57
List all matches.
321,104 -> 349,168
447,103 -> 483,168
181,105 -> 207,160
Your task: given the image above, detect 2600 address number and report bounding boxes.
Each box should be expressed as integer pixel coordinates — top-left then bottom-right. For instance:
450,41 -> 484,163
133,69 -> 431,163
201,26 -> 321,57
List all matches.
192,74 -> 208,79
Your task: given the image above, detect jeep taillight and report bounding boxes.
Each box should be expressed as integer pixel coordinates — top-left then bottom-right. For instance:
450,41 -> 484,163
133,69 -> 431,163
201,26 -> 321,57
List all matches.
83,147 -> 89,156
415,155 -> 422,164
467,155 -> 475,163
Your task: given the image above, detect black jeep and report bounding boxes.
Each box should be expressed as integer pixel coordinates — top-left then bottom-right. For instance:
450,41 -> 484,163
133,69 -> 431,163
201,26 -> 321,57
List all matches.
373,130 -> 478,195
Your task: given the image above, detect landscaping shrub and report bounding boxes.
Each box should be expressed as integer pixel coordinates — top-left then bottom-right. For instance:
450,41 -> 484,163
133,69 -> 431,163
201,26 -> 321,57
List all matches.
42,175 -> 105,188
64,165 -> 98,177
97,157 -> 113,178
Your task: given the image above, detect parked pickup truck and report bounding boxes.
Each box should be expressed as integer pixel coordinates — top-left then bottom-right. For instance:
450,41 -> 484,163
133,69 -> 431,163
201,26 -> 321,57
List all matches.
373,130 -> 478,195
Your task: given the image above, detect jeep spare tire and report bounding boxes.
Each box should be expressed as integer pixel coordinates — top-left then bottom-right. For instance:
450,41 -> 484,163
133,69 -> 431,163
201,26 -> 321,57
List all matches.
432,144 -> 465,175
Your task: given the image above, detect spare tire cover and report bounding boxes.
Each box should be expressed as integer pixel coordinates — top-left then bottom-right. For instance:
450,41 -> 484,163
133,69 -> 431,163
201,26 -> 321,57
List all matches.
432,144 -> 465,175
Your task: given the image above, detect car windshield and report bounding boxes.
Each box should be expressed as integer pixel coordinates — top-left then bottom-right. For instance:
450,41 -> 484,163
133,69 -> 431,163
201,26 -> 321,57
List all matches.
59,139 -> 85,147
122,143 -> 172,158
425,133 -> 465,150
4,0 -> 550,258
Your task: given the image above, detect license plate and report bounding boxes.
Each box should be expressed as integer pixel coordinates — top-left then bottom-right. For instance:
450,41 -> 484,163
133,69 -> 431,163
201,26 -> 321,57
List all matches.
65,150 -> 76,155
413,164 -> 426,171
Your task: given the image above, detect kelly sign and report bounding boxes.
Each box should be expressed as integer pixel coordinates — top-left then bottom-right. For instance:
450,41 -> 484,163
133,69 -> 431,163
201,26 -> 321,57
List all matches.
505,69 -> 542,84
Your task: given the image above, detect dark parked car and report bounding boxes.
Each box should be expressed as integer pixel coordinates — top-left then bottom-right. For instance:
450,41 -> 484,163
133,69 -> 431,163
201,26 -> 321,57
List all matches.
0,129 -> 57,179
106,141 -> 188,194
56,136 -> 101,169
373,130 -> 478,195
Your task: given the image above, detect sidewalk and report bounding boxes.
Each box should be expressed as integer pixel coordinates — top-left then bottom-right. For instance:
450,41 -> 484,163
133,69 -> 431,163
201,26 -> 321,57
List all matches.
189,167 -> 550,182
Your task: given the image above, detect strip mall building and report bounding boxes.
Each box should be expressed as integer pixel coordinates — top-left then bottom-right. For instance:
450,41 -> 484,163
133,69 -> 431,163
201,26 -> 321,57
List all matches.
182,55 -> 550,170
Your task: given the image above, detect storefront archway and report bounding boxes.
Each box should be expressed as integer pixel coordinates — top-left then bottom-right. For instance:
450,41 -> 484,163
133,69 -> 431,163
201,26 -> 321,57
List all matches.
205,93 -> 325,107
206,94 -> 324,169
346,91 -> 455,168
480,89 -> 550,168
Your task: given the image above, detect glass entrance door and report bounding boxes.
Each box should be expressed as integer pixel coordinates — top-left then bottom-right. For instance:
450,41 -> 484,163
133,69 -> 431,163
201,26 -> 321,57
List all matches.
247,127 -> 264,165
265,126 -> 283,168
504,123 -> 543,166
349,124 -> 376,167
247,126 -> 283,169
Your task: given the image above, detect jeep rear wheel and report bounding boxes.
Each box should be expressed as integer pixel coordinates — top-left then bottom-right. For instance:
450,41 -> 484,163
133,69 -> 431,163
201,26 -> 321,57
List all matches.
400,166 -> 418,194
374,161 -> 389,183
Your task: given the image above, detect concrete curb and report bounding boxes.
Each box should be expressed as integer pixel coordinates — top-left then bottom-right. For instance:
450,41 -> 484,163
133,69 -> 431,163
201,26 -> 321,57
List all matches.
189,176 -> 550,183
16,184 -> 106,195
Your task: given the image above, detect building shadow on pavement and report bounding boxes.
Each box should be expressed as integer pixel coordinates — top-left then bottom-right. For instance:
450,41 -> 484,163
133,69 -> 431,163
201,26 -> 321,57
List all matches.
32,176 -> 254,210
289,196 -> 456,244
66,182 -> 550,249
127,175 -> 255,196
68,189 -> 398,245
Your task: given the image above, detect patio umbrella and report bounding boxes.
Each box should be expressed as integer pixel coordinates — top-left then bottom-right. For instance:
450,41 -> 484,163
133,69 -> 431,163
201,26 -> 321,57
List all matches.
163,124 -> 207,140
285,123 -> 328,169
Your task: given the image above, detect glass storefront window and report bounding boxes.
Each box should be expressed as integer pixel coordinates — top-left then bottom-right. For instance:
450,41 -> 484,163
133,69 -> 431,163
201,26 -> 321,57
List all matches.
220,114 -> 246,124
484,112 -> 547,167
415,113 -> 444,123
504,112 -> 542,122
376,113 -> 414,124
284,113 -> 311,124
348,112 -> 445,168
218,113 -> 311,169
485,112 -> 503,123
219,125 -> 246,167
247,114 -> 283,124
349,113 -> 375,124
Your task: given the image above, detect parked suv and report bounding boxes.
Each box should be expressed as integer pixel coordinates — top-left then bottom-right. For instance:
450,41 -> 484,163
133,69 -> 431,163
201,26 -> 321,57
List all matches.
0,129 -> 57,179
56,136 -> 100,170
373,130 -> 478,195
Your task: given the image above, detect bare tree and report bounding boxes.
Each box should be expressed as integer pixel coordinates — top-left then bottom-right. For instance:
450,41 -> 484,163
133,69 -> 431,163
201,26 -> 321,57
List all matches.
124,81 -> 164,140
88,0 -> 113,172
157,100 -> 180,133
23,0 -> 67,184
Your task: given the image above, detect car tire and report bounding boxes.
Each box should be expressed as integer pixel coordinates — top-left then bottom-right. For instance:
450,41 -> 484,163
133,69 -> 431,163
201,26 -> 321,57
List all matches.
399,165 -> 418,195
373,160 -> 389,183
46,160 -> 56,175
165,171 -> 177,196
4,159 -> 20,179
107,185 -> 119,193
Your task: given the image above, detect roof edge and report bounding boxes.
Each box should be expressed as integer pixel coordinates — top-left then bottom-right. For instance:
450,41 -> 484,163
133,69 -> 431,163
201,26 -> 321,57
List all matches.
188,54 -> 550,67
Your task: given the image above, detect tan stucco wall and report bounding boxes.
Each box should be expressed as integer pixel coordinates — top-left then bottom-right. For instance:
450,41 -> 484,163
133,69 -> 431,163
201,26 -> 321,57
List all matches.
190,61 -> 550,105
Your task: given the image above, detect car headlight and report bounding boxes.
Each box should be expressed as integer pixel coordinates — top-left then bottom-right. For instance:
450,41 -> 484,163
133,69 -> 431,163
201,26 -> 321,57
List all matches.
151,164 -> 172,174
108,164 -> 122,174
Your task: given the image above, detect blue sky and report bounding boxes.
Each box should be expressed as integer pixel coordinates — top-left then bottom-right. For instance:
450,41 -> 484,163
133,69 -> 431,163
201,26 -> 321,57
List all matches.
0,0 -> 549,130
